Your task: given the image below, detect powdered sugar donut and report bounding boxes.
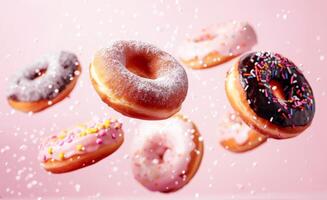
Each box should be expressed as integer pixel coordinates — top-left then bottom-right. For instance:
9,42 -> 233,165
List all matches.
219,112 -> 267,153
39,118 -> 124,173
177,21 -> 257,69
131,115 -> 203,193
90,40 -> 188,120
7,51 -> 81,112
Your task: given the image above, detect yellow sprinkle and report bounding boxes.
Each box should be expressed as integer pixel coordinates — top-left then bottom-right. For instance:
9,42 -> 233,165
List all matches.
76,144 -> 84,151
58,133 -> 66,140
86,128 -> 98,134
48,147 -> 53,154
104,119 -> 111,128
96,123 -> 104,129
59,152 -> 65,160
77,123 -> 86,129
79,131 -> 87,137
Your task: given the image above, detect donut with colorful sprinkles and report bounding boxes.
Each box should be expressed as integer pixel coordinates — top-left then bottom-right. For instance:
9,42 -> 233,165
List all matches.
226,52 -> 315,139
39,118 -> 124,173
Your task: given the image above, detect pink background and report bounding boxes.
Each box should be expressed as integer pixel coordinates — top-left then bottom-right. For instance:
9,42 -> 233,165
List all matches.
1,0 -> 327,199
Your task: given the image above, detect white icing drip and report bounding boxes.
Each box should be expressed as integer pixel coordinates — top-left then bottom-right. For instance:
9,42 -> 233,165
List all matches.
131,117 -> 196,192
177,21 -> 257,61
7,51 -> 80,102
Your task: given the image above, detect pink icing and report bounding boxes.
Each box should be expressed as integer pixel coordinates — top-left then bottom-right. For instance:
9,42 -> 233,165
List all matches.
177,21 -> 257,61
131,116 -> 199,192
218,112 -> 251,145
38,119 -> 123,162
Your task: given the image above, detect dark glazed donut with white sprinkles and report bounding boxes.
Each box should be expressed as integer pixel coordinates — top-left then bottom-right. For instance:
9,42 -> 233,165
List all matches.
7,51 -> 81,113
226,51 -> 315,139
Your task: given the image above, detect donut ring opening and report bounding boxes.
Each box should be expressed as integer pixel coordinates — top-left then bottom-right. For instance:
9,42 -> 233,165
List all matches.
125,50 -> 159,79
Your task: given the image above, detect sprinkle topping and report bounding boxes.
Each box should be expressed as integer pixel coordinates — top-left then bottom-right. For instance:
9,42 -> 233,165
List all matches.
39,118 -> 123,162
238,52 -> 315,127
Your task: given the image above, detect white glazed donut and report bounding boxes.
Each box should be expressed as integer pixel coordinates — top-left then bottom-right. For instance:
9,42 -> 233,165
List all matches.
177,21 -> 257,69
131,115 -> 203,193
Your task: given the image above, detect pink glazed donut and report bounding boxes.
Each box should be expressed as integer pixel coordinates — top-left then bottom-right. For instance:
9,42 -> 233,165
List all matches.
131,115 -> 204,193
177,21 -> 257,69
39,118 -> 124,173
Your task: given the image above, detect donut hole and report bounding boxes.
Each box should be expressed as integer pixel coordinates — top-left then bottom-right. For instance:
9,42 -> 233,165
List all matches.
144,136 -> 169,164
270,80 -> 287,101
193,33 -> 216,43
30,67 -> 47,80
126,53 -> 158,79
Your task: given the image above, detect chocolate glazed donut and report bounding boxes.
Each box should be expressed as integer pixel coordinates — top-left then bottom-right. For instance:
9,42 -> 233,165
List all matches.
238,52 -> 315,127
226,51 -> 315,139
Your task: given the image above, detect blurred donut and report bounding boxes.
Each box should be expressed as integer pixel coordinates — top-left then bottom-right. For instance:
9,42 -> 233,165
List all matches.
219,112 -> 267,153
178,21 -> 257,69
7,51 -> 81,112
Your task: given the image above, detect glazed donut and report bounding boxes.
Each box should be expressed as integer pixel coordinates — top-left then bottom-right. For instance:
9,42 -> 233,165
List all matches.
90,40 -> 188,120
226,52 -> 315,139
7,51 -> 81,113
177,21 -> 257,69
39,118 -> 124,173
131,115 -> 203,193
219,112 -> 267,153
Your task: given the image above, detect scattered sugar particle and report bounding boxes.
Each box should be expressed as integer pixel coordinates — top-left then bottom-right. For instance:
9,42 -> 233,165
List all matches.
75,184 -> 81,192
320,55 -> 325,61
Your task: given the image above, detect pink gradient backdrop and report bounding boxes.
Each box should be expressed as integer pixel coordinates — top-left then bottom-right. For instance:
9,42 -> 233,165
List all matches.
1,0 -> 327,199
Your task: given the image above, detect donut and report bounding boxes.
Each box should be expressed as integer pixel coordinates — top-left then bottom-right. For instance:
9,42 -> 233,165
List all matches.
219,112 -> 267,153
39,118 -> 124,173
90,40 -> 188,120
226,52 -> 315,139
177,21 -> 257,69
131,115 -> 203,193
7,51 -> 81,113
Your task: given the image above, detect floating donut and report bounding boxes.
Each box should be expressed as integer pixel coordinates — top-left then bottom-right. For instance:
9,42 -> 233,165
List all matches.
90,40 -> 188,120
7,51 -> 81,113
131,115 -> 203,193
219,112 -> 267,153
226,52 -> 315,139
177,21 -> 257,69
39,118 -> 124,173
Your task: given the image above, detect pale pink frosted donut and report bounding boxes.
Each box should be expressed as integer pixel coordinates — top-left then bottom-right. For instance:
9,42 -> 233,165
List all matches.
177,21 -> 257,69
90,40 -> 188,120
131,115 -> 203,192
218,112 -> 267,153
38,118 -> 124,173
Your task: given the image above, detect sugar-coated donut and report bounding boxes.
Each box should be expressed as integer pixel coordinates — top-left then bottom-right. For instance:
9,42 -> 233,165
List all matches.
131,115 -> 203,193
39,118 -> 124,173
226,52 -> 315,139
177,21 -> 257,69
7,51 -> 81,113
219,112 -> 267,153
90,40 -> 188,120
